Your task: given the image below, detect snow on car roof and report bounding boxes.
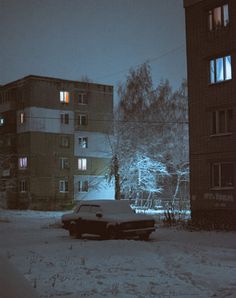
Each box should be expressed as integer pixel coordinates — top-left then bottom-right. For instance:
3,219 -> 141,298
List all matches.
77,200 -> 132,213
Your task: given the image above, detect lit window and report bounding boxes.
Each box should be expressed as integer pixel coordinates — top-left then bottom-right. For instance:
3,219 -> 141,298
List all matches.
78,137 -> 88,148
60,136 -> 70,147
78,180 -> 89,192
19,180 -> 27,192
78,158 -> 87,171
210,55 -> 232,84
60,91 -> 70,104
60,157 -> 70,169
18,157 -> 28,169
78,93 -> 88,105
211,162 -> 234,189
77,114 -> 87,126
209,4 -> 229,31
0,116 -> 4,126
59,179 -> 69,192
20,112 -> 26,124
60,113 -> 69,124
212,109 -> 232,135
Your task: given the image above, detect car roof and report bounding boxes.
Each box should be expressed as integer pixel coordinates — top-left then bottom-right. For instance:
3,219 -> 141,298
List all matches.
78,200 -> 130,206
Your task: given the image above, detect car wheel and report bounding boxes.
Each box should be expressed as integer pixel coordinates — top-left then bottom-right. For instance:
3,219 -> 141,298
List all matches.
69,223 -> 81,239
139,233 -> 150,241
107,226 -> 118,240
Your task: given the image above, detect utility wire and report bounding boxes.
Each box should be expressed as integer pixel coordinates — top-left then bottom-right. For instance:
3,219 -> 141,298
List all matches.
94,44 -> 185,81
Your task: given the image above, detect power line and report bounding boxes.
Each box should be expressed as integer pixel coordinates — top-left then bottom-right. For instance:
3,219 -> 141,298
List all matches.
94,44 -> 185,81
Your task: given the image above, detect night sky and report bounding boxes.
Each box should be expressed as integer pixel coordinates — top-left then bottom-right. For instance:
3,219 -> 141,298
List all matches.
1,0 -> 186,96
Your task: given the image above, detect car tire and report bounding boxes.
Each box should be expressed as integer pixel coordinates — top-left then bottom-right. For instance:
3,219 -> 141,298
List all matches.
69,222 -> 81,239
139,233 -> 150,241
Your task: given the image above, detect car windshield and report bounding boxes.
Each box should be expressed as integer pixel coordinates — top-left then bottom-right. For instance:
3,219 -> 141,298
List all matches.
100,201 -> 133,214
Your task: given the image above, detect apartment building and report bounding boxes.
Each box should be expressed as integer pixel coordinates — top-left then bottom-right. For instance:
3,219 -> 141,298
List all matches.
184,0 -> 236,226
0,75 -> 114,209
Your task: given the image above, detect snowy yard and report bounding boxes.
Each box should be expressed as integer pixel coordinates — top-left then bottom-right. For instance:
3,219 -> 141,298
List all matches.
0,210 -> 236,298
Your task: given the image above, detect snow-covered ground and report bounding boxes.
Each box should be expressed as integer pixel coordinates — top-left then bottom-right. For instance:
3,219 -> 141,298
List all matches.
0,210 -> 236,298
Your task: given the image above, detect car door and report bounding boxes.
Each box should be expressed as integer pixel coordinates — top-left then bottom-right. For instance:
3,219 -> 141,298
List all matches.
85,205 -> 107,235
77,205 -> 92,233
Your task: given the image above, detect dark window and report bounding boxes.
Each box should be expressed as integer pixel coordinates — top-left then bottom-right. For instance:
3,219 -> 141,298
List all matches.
212,109 -> 232,135
60,136 -> 70,148
59,180 -> 69,192
77,114 -> 87,126
60,113 -> 69,124
78,93 -> 88,105
19,180 -> 27,192
211,162 -> 234,189
60,157 -> 70,169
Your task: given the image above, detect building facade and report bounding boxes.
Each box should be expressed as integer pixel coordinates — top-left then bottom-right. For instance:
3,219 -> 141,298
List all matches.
184,0 -> 236,226
0,75 -> 114,209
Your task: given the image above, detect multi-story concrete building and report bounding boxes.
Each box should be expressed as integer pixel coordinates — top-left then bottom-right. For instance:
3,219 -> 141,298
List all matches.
0,75 -> 114,209
184,0 -> 236,226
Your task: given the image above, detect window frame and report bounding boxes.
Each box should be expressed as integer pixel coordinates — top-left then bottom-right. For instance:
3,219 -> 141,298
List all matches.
60,136 -> 70,148
0,116 -> 5,126
60,113 -> 69,125
78,93 -> 88,105
60,91 -> 70,104
78,180 -> 89,192
211,109 -> 233,136
78,137 -> 88,148
78,158 -> 87,171
208,3 -> 229,31
59,179 -> 69,193
210,55 -> 232,84
211,162 -> 234,190
20,112 -> 26,124
18,157 -> 28,170
19,179 -> 27,193
59,157 -> 70,169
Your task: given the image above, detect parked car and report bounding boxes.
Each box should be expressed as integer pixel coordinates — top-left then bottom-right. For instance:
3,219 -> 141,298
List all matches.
61,200 -> 156,240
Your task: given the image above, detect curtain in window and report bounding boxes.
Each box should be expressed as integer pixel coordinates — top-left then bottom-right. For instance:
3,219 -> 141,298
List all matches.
223,4 -> 229,26
213,7 -> 222,27
225,56 -> 232,80
216,58 -> 224,81
210,60 -> 215,83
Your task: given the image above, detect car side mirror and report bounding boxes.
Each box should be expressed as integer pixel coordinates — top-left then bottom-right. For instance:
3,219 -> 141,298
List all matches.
96,212 -> 103,218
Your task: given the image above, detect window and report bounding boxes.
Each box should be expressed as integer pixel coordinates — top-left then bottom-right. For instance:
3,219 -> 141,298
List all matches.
210,55 -> 232,83
212,109 -> 232,135
0,116 -> 4,126
76,114 -> 87,127
19,180 -> 27,192
60,113 -> 69,124
59,179 -> 69,192
60,136 -> 70,148
20,112 -> 26,124
78,158 -> 87,171
18,157 -> 28,169
78,180 -> 89,192
78,137 -> 88,148
211,162 -> 234,189
60,91 -> 70,104
209,4 -> 229,31
60,157 -> 70,169
78,93 -> 88,105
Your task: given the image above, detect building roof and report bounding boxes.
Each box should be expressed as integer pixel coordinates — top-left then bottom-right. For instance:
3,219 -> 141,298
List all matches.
1,74 -> 113,89
183,0 -> 204,8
